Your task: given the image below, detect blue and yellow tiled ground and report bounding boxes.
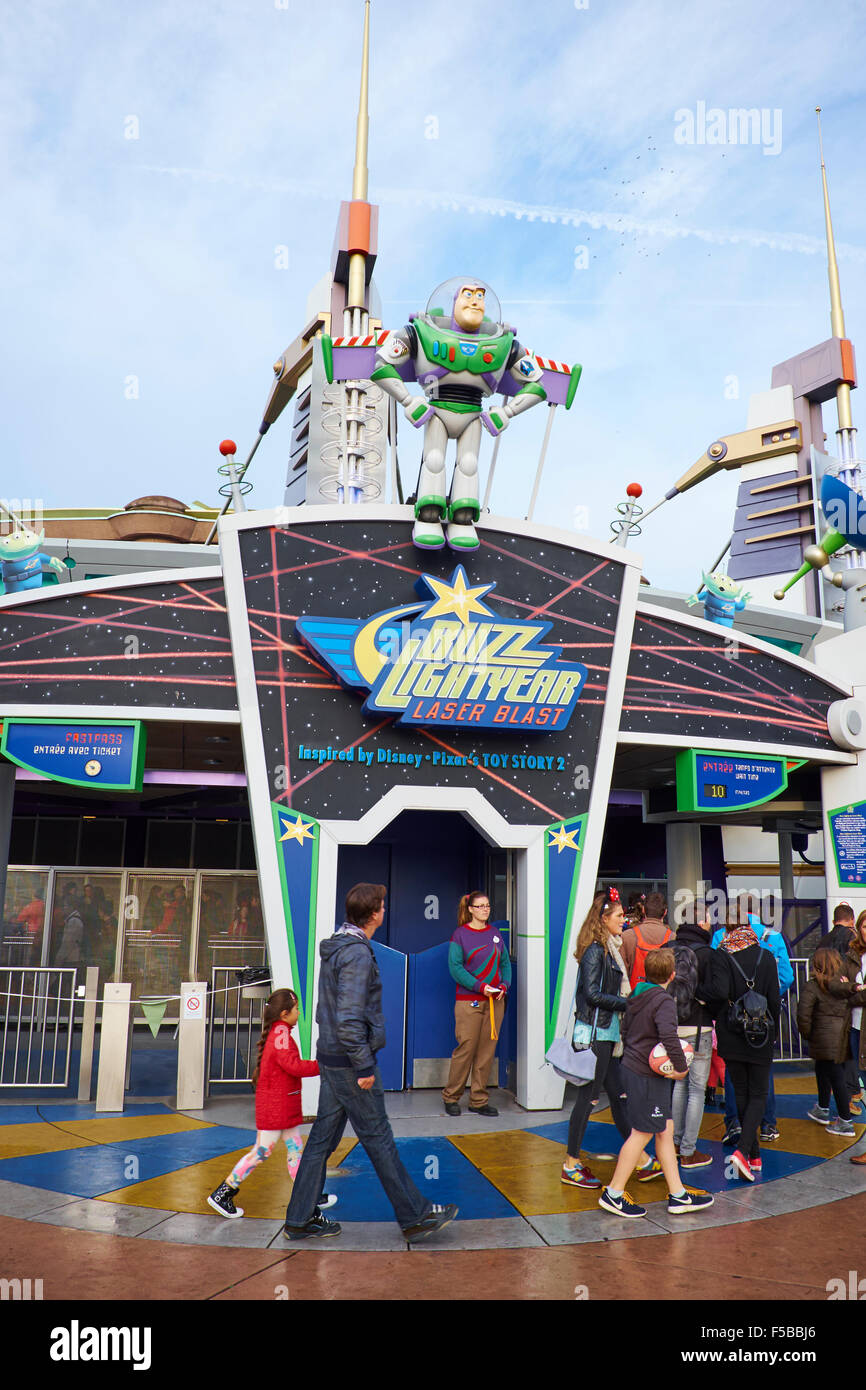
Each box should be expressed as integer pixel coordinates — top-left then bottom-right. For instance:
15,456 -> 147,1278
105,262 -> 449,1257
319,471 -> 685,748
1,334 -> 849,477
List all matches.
0,1072 -> 863,1250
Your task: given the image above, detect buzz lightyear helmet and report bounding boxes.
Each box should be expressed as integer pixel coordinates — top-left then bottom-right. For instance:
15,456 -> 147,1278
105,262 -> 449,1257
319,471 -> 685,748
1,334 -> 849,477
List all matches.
701,569 -> 744,599
425,276 -> 503,334
0,524 -> 44,560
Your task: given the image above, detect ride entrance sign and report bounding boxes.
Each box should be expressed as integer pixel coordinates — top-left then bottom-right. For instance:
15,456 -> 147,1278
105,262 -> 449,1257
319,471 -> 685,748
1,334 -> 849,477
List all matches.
675,749 -> 803,814
220,507 -> 643,1068
0,718 -> 146,791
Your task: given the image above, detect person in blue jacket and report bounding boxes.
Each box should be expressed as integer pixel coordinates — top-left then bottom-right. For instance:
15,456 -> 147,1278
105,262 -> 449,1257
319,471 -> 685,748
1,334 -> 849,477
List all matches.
712,909 -> 792,1144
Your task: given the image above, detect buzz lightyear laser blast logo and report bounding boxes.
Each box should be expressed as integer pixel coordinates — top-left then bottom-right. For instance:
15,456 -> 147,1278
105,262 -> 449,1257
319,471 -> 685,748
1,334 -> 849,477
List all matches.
296,566 -> 588,731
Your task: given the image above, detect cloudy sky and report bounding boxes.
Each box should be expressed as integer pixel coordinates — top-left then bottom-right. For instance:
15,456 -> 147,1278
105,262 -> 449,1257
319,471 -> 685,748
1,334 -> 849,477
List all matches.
2,0 -> 864,591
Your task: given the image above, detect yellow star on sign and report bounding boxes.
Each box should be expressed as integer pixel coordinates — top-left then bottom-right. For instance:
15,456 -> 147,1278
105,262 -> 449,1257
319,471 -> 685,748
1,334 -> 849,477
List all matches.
279,814 -> 314,846
420,566 -> 496,628
548,824 -> 580,854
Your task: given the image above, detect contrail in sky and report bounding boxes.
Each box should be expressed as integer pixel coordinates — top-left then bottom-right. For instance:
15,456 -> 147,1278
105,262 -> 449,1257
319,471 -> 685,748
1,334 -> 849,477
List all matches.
140,165 -> 866,263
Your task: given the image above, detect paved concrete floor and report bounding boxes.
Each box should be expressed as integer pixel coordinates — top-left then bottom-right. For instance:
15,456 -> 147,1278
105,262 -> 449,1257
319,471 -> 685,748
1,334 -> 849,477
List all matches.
0,1194 -> 861,1301
1,1074 -> 863,1298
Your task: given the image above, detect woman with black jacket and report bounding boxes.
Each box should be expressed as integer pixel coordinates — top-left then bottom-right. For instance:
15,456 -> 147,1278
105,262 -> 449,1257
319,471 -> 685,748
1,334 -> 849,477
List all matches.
797,946 -> 856,1134
707,921 -> 781,1182
562,887 -> 657,1190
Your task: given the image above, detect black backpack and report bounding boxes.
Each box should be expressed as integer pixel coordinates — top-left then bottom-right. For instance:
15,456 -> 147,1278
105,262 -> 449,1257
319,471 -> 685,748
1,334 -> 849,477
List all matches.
727,953 -> 774,1048
670,942 -> 698,1025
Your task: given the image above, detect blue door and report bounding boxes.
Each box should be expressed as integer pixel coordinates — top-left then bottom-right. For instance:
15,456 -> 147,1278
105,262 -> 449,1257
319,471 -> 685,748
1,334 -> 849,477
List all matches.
406,923 -> 514,1090
370,940 -> 407,1090
407,941 -> 455,1083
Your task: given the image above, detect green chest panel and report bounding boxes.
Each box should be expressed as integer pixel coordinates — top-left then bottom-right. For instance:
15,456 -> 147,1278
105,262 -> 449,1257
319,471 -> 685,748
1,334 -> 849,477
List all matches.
414,319 -> 513,375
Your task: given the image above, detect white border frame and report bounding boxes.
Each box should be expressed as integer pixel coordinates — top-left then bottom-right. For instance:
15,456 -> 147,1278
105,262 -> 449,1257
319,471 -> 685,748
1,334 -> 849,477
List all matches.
547,560 -> 643,1105
220,502 -> 645,576
219,519 -> 294,990
219,504 -> 643,1106
0,564 -> 225,609
320,788 -> 546,1106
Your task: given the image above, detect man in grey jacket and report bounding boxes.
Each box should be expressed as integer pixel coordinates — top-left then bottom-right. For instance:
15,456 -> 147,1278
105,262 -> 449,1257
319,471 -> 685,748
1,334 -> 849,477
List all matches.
283,882 -> 458,1242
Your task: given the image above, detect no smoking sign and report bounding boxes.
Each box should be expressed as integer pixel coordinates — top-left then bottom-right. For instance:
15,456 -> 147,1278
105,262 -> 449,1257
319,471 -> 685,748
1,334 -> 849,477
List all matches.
183,991 -> 205,1020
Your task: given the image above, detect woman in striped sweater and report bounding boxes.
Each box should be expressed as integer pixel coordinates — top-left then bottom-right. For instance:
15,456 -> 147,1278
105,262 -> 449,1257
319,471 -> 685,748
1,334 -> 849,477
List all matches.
442,892 -> 511,1118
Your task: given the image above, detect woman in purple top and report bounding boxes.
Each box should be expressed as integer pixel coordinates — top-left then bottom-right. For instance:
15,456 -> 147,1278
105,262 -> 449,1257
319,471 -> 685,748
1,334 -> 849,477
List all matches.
442,891 -> 512,1117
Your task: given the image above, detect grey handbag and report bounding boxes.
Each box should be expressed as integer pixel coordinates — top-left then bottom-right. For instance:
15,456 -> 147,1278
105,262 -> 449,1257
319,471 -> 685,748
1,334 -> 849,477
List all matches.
545,964 -> 599,1085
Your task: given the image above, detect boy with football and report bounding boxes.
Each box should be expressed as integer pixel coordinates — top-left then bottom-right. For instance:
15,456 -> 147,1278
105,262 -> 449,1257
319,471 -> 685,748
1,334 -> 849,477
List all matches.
599,948 -> 715,1219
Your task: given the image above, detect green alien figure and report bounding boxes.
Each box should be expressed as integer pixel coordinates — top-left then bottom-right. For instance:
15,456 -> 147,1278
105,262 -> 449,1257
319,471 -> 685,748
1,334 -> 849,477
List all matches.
686,570 -> 751,628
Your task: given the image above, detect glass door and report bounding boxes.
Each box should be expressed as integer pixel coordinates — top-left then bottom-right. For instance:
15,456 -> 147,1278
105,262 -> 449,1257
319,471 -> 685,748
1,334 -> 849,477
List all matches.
120,873 -> 195,1012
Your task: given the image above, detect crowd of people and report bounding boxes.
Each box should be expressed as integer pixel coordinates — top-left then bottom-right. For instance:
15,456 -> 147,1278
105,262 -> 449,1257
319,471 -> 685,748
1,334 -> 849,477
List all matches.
203,880 -> 866,1238
560,890 -> 866,1217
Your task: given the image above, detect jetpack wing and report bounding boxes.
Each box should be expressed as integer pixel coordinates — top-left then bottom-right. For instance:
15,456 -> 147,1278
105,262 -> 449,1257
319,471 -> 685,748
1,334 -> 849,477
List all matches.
500,355 -> 582,409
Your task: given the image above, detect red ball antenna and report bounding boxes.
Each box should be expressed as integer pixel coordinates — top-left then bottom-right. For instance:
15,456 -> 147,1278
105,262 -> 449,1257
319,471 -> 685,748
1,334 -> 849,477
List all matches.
219,439 -> 237,457
610,482 -> 644,547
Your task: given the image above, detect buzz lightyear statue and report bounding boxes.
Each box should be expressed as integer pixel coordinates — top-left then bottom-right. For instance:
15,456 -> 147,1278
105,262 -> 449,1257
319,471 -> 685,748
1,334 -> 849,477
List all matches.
686,570 -> 751,628
371,277 -> 547,551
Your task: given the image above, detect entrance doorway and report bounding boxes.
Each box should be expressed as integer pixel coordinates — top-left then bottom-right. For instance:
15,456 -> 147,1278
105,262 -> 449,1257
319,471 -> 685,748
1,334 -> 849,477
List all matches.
335,811 -> 516,1091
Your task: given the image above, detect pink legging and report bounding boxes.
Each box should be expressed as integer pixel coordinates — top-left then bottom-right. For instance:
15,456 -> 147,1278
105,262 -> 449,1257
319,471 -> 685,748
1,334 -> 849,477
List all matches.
228,1128 -> 304,1187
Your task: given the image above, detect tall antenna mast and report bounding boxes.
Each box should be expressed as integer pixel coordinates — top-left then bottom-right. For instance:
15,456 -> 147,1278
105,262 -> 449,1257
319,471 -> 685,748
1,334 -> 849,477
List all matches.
340,1 -> 373,502
347,1 -> 371,316
817,108 -> 853,433
816,107 -> 864,567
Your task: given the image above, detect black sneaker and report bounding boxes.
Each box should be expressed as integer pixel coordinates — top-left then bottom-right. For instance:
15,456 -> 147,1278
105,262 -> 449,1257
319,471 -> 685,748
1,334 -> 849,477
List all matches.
468,1104 -> 498,1116
758,1124 -> 780,1142
597,1187 -> 646,1219
207,1181 -> 244,1219
402,1203 -> 459,1242
317,1193 -> 338,1210
283,1212 -> 342,1240
722,1124 -> 742,1147
668,1188 -> 714,1215
444,1102 -> 461,1116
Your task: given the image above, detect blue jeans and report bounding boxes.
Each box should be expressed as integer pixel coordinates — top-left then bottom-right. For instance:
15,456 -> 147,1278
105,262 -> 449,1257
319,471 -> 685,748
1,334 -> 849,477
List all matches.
672,1029 -> 713,1156
284,1065 -> 433,1232
725,1067 -> 776,1127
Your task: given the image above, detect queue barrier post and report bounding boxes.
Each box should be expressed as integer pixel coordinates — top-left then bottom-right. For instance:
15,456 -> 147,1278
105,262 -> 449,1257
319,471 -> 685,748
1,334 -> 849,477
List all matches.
95,982 -> 132,1113
177,982 -> 208,1112
76,966 -> 99,1103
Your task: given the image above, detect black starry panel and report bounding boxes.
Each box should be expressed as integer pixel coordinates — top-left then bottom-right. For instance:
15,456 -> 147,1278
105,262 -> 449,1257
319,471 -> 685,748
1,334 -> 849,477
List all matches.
238,519 -> 629,826
0,579 -> 236,710
622,610 -> 841,750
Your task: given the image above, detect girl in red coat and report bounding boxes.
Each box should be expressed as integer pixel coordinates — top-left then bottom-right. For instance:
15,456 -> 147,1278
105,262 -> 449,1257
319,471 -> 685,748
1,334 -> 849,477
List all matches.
208,988 -> 320,1219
